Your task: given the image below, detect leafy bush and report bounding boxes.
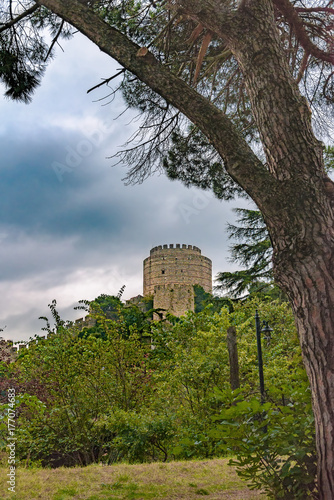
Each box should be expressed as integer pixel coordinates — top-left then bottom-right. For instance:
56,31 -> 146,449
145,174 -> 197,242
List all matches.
0,314 -> 154,467
211,386 -> 317,499
96,410 -> 175,463
0,294 -> 318,500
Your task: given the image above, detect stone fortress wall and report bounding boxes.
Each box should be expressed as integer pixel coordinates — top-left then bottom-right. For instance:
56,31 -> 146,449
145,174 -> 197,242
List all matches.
143,244 -> 212,316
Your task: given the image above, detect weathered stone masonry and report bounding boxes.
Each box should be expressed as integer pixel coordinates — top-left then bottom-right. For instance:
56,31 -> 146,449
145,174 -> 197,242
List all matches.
143,244 -> 212,316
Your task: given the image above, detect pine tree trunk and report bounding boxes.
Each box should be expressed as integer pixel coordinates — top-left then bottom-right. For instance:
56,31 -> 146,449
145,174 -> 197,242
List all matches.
272,231 -> 334,499
226,3 -> 334,496
298,282 -> 334,500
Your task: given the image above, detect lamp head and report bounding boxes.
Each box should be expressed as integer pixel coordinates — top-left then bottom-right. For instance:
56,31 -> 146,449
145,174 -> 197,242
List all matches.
261,321 -> 273,341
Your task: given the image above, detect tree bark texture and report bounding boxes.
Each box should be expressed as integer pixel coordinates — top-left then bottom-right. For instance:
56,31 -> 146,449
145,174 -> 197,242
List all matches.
34,0 -> 334,497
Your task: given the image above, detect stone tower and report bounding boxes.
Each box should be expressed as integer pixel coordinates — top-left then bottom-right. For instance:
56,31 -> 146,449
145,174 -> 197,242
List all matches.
143,244 -> 212,317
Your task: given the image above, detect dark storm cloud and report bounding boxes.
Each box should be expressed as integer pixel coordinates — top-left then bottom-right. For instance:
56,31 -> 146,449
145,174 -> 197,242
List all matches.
0,122 -> 127,234
0,115 -> 233,284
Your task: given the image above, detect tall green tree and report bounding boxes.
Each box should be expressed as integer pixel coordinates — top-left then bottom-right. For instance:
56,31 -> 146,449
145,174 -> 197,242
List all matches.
215,208 -> 273,298
1,1 -> 334,496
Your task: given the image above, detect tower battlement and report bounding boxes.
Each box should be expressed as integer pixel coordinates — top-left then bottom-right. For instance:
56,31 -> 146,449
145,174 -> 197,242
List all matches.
150,244 -> 201,254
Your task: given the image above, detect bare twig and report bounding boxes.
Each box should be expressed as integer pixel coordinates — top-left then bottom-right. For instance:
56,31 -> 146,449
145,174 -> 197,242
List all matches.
44,20 -> 65,61
87,69 -> 126,94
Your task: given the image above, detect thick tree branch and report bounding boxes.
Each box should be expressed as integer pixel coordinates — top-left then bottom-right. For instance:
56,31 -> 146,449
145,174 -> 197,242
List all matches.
35,0 -> 278,214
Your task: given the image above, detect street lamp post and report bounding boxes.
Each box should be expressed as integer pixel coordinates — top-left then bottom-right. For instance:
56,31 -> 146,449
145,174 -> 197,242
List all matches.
255,310 -> 273,403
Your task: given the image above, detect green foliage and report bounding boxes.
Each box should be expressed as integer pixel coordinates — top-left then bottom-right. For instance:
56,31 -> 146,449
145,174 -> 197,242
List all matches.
0,296 -> 317,497
0,46 -> 42,103
193,285 -> 213,313
212,389 -> 317,499
90,294 -> 123,320
205,298 -> 318,498
162,129 -> 246,200
214,208 -> 288,300
324,145 -> 334,174
97,410 -> 175,463
1,310 -> 153,466
215,208 -> 274,298
231,298 -> 301,398
77,294 -> 155,339
193,285 -> 235,314
0,5 -> 72,102
157,308 -> 231,459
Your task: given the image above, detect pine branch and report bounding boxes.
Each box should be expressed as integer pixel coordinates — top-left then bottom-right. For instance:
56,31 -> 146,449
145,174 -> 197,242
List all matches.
0,4 -> 39,33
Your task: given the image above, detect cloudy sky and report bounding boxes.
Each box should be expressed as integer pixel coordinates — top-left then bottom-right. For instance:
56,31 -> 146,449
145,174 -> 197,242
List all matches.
0,31 -> 250,342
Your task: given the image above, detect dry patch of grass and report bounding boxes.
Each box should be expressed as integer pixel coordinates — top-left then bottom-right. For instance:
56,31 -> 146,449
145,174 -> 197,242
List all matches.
0,458 -> 266,500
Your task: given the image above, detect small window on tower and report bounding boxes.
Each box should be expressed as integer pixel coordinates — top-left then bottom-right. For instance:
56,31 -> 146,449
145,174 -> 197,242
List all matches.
161,270 -> 165,274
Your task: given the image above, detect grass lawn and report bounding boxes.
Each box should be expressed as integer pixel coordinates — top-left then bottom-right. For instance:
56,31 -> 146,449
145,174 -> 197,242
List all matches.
0,458 -> 266,500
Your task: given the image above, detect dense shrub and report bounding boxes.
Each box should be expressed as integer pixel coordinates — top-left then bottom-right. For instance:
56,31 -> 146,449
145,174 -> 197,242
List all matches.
0,296 -> 318,497
211,388 -> 317,499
